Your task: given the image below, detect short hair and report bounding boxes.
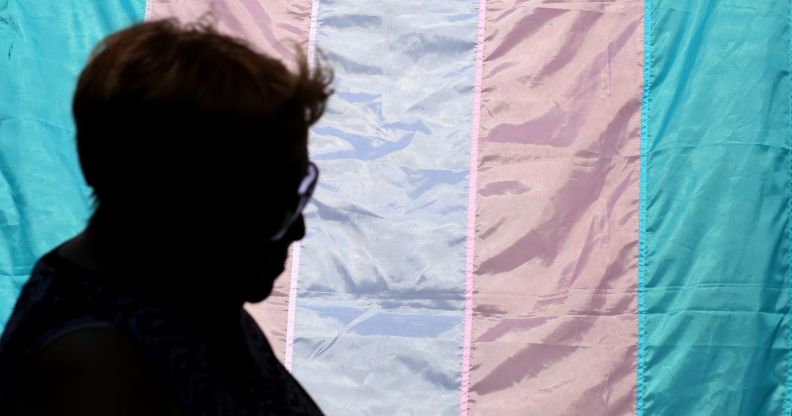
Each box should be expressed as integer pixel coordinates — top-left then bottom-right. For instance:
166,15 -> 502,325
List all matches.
72,19 -> 332,225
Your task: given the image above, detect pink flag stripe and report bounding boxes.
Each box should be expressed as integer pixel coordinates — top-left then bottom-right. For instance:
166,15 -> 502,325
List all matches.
468,2 -> 644,414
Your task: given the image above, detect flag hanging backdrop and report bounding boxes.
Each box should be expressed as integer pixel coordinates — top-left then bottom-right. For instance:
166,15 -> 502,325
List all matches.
1,1 -> 790,415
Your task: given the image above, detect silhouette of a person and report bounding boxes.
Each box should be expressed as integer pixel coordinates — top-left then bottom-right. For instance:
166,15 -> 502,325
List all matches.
0,19 -> 331,415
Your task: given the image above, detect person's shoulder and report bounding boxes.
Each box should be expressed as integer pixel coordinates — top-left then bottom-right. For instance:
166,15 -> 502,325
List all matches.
14,326 -> 181,416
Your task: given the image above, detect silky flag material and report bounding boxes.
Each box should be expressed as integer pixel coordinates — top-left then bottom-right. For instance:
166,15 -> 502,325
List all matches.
1,1 -> 791,415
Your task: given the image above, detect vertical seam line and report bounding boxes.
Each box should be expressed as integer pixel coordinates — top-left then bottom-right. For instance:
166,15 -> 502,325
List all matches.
460,1 -> 487,415
285,0 -> 320,373
637,0 -> 652,414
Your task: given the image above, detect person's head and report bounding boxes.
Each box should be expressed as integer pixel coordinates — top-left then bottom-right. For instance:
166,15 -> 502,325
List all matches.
72,19 -> 332,303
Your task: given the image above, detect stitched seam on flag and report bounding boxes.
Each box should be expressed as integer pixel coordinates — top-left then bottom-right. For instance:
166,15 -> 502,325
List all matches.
786,0 -> 792,413
459,1 -> 487,416
637,1 -> 651,415
285,243 -> 300,371
284,0 -> 320,373
307,0 -> 319,66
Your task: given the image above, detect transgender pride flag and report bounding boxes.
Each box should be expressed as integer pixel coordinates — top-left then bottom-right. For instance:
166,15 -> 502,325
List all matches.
1,1 -> 790,415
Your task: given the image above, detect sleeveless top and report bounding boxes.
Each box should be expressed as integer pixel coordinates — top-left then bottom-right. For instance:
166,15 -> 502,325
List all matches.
0,246 -> 324,415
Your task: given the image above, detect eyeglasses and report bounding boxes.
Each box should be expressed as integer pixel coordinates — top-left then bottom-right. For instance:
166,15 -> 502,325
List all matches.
269,162 -> 319,241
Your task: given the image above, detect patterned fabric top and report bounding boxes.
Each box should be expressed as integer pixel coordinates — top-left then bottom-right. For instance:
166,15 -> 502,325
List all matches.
0,247 -> 324,415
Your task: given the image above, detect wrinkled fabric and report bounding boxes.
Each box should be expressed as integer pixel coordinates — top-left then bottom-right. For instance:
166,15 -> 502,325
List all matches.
290,1 -> 479,415
0,0 -> 146,329
149,0 -> 313,69
469,1 -> 643,415
150,0 -> 316,365
642,1 -> 790,414
6,1 -> 792,415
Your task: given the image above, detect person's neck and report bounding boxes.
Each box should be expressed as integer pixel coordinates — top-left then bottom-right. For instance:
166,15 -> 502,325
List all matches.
57,226 -> 113,275
58,224 -> 246,327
